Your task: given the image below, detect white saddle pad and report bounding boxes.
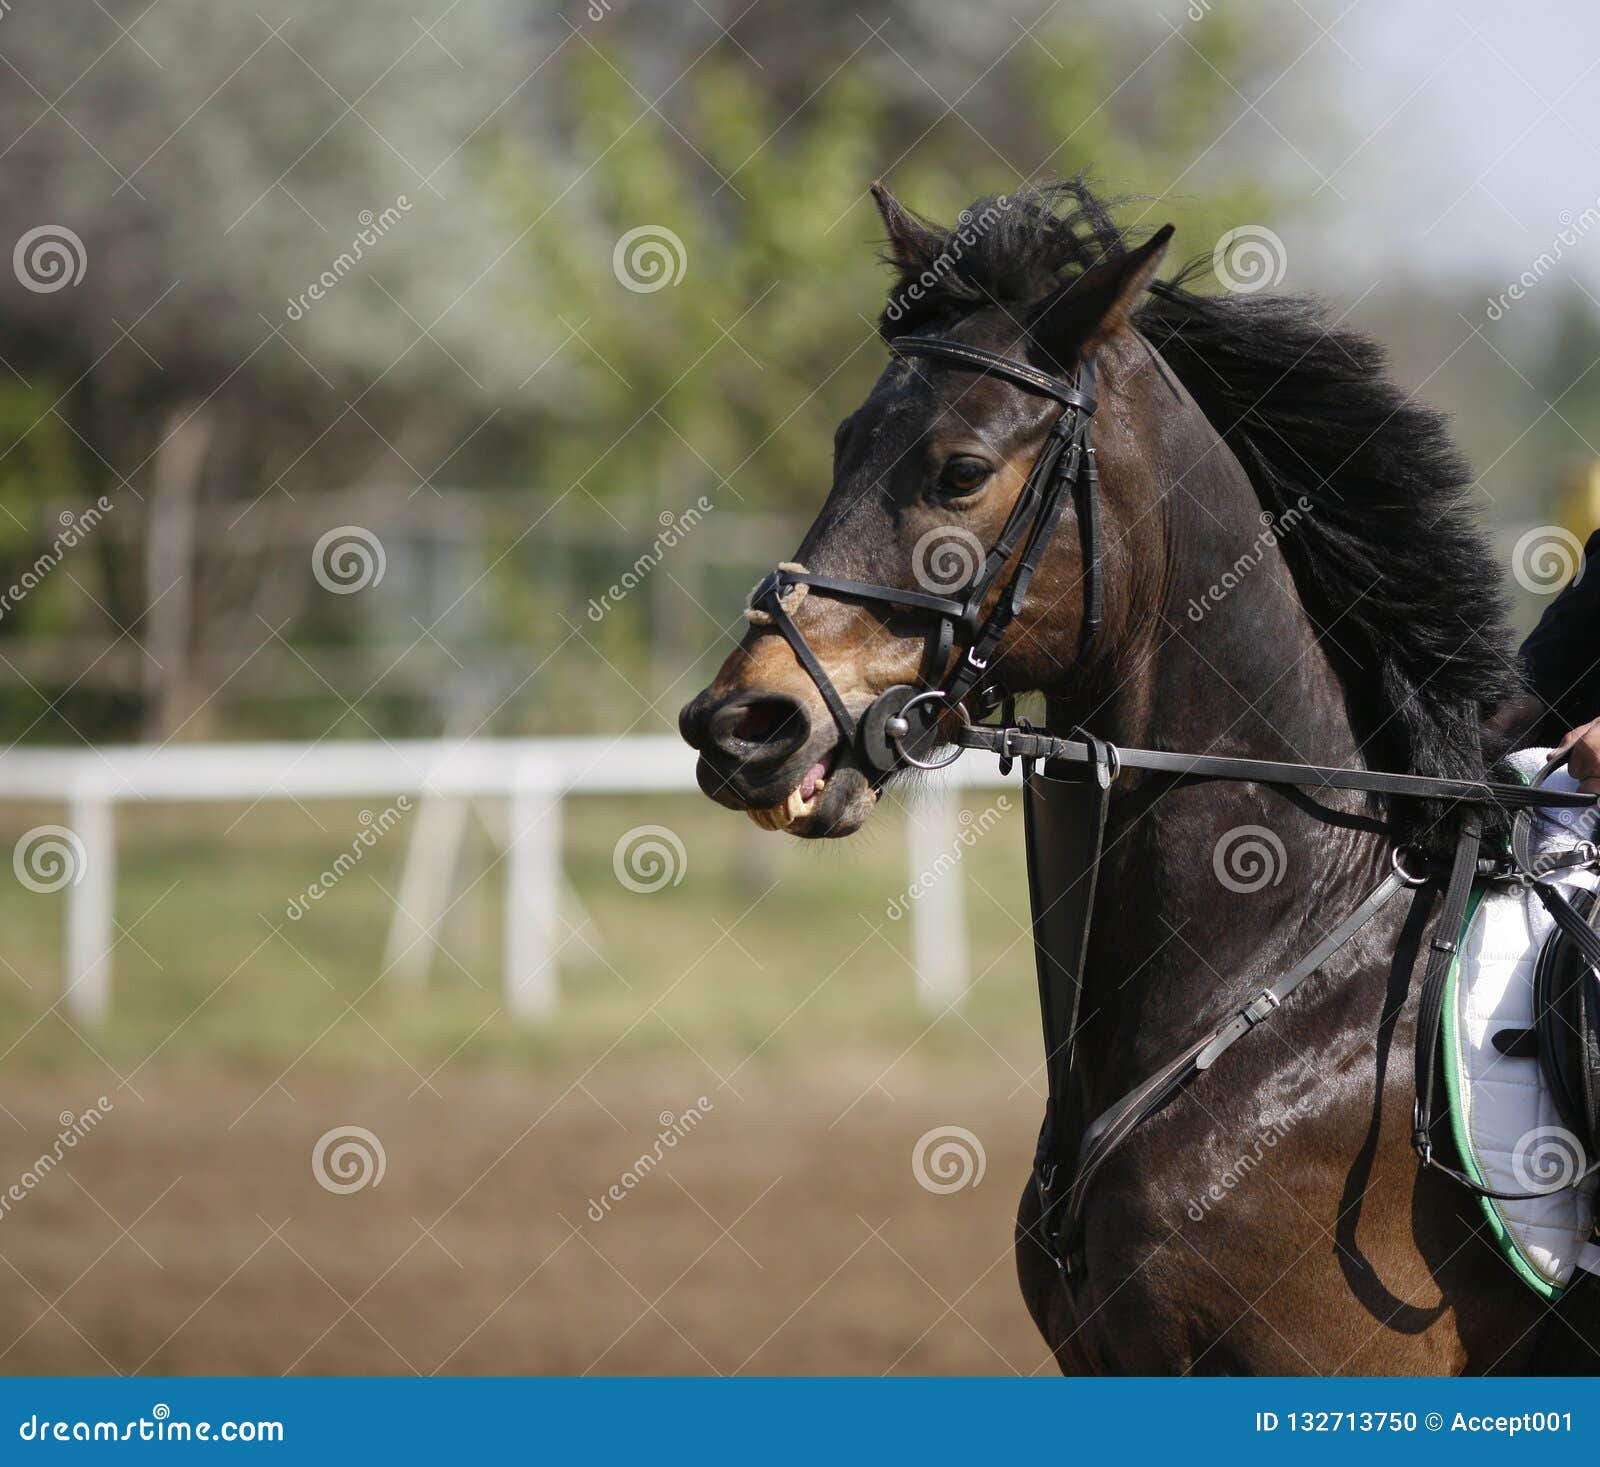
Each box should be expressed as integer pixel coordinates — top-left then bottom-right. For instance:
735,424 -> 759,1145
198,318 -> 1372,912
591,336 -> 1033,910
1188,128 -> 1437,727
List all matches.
1444,748 -> 1600,1297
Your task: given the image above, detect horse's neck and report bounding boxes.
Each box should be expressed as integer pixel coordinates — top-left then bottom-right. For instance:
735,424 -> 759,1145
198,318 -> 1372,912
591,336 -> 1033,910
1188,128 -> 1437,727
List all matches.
1046,430 -> 1384,1088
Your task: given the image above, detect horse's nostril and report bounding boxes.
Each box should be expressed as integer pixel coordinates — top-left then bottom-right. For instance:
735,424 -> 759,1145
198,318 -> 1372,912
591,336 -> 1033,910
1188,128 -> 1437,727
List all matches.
730,701 -> 787,742
707,692 -> 810,764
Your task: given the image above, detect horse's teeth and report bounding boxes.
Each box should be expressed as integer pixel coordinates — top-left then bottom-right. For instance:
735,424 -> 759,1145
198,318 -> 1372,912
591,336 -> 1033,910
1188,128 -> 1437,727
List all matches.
749,781 -> 815,831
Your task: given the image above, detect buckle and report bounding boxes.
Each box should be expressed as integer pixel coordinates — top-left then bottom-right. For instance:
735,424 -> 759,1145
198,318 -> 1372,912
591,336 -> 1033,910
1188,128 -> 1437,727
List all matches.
1411,1101 -> 1434,1166
1242,989 -> 1280,1025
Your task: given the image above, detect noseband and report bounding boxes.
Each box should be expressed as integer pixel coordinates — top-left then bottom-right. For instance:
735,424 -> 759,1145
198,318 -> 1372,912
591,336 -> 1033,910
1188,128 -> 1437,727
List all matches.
747,335 -> 1099,777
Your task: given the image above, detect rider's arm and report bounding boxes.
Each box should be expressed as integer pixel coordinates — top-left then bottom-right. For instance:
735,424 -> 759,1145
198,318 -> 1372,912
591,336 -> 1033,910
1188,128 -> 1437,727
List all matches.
1516,528 -> 1600,760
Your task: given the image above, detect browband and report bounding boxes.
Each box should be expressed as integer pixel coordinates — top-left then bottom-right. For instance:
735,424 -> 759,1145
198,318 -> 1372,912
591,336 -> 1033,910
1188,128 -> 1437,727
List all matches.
889,336 -> 1096,414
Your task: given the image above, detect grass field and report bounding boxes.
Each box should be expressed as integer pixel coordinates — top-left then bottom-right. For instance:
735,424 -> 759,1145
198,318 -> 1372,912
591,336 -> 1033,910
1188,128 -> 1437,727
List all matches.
0,784 -> 1041,1079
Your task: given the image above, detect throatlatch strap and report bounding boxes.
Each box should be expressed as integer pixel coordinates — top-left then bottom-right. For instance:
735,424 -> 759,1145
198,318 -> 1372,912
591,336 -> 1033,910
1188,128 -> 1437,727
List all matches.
1078,447 -> 1103,642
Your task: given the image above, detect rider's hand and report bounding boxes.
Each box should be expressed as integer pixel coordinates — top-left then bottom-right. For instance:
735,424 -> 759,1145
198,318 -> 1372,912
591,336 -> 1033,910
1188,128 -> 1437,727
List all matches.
1559,718 -> 1600,794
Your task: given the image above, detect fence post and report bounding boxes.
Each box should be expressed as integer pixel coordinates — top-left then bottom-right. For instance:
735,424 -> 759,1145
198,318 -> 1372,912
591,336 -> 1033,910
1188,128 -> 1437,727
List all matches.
908,783 -> 967,1010
64,793 -> 115,1026
384,795 -> 470,986
504,761 -> 562,1022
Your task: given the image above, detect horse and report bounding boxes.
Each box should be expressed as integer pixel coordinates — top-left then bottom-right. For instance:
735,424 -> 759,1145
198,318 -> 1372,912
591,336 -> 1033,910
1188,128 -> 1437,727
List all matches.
678,176 -> 1600,1374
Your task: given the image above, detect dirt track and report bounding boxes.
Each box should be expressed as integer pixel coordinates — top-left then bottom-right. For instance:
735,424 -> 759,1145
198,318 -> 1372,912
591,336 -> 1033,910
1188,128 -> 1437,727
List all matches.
0,1060 -> 1053,1376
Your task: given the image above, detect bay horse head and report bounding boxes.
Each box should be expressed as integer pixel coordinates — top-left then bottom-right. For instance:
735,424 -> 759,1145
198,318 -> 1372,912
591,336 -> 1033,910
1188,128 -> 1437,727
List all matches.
680,183 -> 1173,838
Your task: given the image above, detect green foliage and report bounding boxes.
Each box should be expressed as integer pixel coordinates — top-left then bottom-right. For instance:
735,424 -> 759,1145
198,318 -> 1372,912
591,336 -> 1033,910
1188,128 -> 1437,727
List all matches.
479,18 -> 1289,702
0,380 -> 90,632
502,22 -> 1282,520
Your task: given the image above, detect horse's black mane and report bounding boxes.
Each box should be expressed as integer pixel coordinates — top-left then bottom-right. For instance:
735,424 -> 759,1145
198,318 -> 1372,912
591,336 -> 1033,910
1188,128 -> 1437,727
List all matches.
876,177 -> 1519,813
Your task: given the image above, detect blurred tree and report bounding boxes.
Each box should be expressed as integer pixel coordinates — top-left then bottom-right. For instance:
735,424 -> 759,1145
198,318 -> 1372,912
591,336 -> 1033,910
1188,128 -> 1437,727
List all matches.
489,10 -> 1280,706
0,0 -> 1301,740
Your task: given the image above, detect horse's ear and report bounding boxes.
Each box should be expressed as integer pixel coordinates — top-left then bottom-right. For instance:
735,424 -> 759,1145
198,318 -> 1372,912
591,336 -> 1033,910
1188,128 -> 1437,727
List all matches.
1032,225 -> 1174,361
870,180 -> 941,271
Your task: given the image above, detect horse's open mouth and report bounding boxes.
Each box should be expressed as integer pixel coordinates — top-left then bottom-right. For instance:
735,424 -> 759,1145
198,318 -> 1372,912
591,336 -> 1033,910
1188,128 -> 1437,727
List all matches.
748,750 -> 835,831
737,745 -> 880,838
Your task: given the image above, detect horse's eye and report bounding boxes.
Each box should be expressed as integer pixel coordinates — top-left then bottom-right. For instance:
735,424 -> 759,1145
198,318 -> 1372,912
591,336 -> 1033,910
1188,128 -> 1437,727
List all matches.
939,456 -> 992,497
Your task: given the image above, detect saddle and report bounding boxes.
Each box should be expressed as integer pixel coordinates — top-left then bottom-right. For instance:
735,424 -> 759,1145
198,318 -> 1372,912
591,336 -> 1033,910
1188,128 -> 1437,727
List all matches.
1494,887 -> 1600,1170
1435,751 -> 1600,1294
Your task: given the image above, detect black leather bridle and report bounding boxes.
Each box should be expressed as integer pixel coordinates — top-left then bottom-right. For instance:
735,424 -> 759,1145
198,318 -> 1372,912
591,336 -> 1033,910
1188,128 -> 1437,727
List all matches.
747,335 -> 1100,777
744,330 -> 1600,1287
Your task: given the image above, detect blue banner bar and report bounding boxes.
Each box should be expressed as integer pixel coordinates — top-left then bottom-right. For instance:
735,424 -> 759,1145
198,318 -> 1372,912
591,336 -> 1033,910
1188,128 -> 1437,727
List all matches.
0,1378 -> 1593,1462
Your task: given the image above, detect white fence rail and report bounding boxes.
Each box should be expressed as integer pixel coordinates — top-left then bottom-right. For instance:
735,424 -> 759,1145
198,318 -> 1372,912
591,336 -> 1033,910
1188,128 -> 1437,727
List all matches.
0,738 -> 1015,1025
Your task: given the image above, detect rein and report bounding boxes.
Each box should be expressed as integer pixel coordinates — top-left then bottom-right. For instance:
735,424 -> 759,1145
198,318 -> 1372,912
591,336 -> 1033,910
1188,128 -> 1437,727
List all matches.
746,332 -> 1600,1285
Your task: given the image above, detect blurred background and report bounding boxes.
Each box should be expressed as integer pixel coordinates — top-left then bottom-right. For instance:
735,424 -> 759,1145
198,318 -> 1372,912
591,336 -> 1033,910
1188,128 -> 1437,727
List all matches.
0,0 -> 1594,1375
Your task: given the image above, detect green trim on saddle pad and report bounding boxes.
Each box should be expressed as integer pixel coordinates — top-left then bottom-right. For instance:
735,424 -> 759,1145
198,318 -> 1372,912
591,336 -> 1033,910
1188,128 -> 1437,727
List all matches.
1439,885 -> 1565,1300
